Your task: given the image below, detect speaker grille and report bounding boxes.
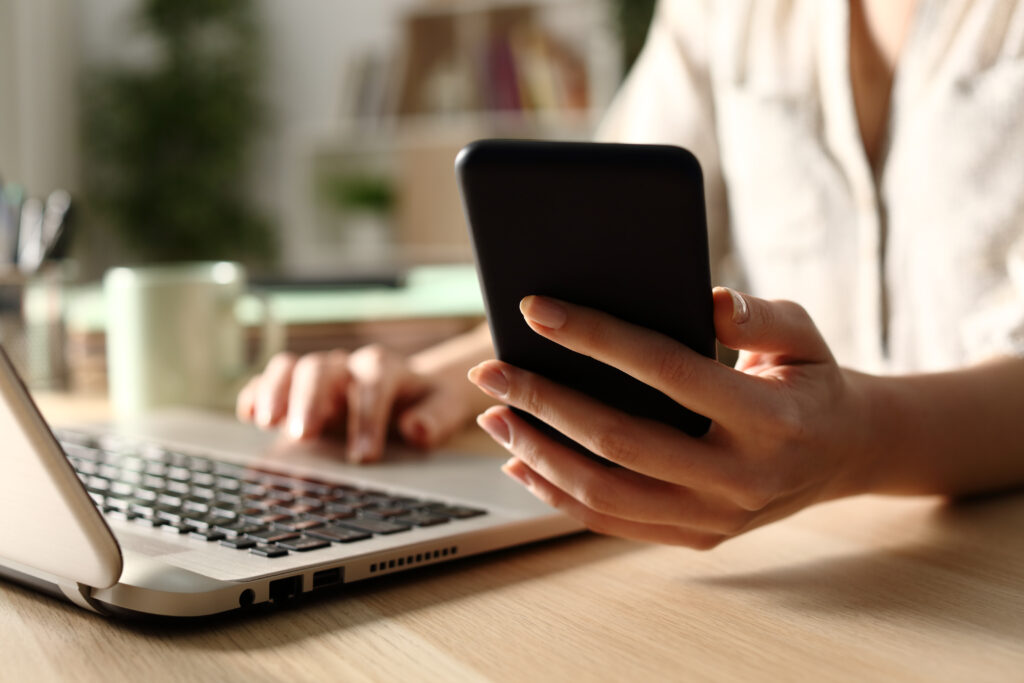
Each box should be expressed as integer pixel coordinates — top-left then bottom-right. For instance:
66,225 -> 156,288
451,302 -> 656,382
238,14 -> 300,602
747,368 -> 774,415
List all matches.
369,546 -> 459,574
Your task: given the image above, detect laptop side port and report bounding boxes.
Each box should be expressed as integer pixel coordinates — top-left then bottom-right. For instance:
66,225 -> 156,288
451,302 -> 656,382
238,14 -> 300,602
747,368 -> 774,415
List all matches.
268,575 -> 302,602
312,567 -> 343,590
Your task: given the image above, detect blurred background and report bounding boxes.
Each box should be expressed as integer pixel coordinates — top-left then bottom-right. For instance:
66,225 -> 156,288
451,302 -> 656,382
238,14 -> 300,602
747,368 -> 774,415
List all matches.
0,0 -> 654,403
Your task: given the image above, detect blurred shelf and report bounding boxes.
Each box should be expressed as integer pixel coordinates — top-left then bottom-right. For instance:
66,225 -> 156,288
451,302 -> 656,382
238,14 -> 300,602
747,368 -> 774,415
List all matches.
63,263 -> 483,333
60,264 -> 485,394
281,0 -> 620,276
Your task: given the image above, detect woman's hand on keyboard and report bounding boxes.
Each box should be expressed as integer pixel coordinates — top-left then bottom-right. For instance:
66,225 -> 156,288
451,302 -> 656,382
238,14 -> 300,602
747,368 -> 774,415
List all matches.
236,325 -> 495,463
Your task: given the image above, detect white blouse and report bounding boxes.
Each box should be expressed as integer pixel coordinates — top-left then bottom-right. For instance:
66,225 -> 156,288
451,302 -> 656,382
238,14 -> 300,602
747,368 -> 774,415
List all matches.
598,0 -> 1024,374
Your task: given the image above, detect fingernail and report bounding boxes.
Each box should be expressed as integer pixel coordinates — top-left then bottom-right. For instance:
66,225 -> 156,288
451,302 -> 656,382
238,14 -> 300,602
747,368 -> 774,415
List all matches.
403,414 -> 433,446
477,412 -> 511,447
256,404 -> 274,428
468,364 -> 509,398
287,418 -> 305,440
520,296 -> 567,330
350,433 -> 373,463
501,457 -> 532,487
724,287 -> 750,324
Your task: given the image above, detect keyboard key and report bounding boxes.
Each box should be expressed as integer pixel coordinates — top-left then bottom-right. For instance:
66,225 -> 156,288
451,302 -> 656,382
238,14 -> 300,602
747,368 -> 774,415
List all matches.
250,544 -> 288,558
243,512 -> 292,525
190,528 -> 226,542
434,505 -> 487,519
213,462 -> 244,476
215,476 -> 241,491
141,474 -> 167,489
157,492 -> 185,507
86,476 -> 110,492
166,466 -> 191,482
220,537 -> 258,550
143,462 -> 167,477
165,480 -> 191,495
214,491 -> 244,505
106,509 -> 140,522
62,442 -> 102,460
190,486 -> 216,500
183,515 -> 233,531
109,480 -> 136,497
306,525 -> 372,543
74,460 -> 99,476
132,516 -> 166,528
187,456 -> 214,473
246,529 -> 301,544
273,517 -> 324,533
191,472 -> 216,487
214,522 -> 267,538
310,509 -> 355,522
161,522 -> 195,535
338,518 -> 411,535
210,504 -> 241,519
276,536 -> 330,552
133,487 -> 160,502
182,497 -> 212,514
392,511 -> 451,527
359,506 -> 405,519
106,497 -> 147,511
156,508 -> 186,524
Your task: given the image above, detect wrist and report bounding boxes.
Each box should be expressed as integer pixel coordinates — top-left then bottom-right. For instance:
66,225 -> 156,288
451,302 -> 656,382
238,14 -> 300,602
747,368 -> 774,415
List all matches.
847,370 -> 936,496
837,369 -> 906,497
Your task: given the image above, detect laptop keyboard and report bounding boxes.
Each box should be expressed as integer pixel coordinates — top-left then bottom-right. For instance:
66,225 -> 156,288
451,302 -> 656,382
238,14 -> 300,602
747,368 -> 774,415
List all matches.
56,430 -> 486,559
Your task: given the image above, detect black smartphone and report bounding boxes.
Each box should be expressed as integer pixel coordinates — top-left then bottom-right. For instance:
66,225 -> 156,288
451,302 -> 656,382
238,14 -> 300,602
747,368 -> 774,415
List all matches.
456,140 -> 715,459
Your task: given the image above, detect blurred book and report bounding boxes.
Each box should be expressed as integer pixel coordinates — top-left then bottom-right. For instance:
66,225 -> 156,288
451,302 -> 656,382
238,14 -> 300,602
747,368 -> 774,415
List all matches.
343,3 -> 590,121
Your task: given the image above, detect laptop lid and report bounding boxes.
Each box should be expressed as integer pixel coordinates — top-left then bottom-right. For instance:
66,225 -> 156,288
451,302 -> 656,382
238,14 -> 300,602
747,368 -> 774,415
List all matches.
0,346 -> 122,589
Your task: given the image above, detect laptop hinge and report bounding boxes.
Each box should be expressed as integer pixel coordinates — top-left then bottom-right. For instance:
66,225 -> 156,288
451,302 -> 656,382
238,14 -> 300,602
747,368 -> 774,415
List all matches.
58,581 -> 104,614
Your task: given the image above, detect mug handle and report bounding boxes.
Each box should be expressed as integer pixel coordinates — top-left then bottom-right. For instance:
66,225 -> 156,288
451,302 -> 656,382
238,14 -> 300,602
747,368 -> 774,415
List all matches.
245,292 -> 285,371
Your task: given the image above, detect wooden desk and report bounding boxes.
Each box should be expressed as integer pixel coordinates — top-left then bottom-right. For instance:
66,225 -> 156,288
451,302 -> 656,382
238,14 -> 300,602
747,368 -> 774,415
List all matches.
5,396 -> 1023,681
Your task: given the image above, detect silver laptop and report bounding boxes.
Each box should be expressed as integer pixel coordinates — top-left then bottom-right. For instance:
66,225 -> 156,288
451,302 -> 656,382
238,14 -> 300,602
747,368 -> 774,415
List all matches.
0,347 -> 583,618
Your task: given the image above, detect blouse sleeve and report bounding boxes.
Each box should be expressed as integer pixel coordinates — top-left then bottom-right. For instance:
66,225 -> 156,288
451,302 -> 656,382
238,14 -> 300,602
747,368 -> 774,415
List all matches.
962,232 -> 1024,363
596,0 -> 735,287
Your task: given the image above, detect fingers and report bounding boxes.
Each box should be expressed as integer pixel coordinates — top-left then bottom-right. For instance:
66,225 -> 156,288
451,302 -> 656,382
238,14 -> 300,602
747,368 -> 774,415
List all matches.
500,456 -> 726,549
518,293 -> 832,426
250,352 -> 298,428
236,376 -> 259,421
346,344 -> 426,463
478,405 -> 749,534
396,387 -> 467,449
711,287 -> 832,364
468,360 -> 744,500
286,350 -> 350,439
518,295 -> 767,425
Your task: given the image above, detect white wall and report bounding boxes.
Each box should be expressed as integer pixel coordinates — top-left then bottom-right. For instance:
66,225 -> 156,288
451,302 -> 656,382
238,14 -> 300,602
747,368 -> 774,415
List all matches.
0,0 -> 78,196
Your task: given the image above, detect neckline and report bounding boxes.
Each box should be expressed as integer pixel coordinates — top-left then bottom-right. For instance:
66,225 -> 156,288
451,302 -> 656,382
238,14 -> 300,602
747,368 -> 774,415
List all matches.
842,0 -> 929,177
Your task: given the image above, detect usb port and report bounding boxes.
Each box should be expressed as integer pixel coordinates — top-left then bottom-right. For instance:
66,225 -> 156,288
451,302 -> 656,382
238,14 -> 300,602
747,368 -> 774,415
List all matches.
268,575 -> 302,602
312,567 -> 342,589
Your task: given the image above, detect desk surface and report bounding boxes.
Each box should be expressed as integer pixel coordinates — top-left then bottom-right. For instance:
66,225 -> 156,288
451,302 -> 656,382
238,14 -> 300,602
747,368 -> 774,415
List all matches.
5,396 -> 1024,682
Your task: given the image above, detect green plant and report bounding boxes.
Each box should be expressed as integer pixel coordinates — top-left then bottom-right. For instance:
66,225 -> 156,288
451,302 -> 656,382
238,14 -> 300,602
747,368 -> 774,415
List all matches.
611,0 -> 657,73
82,0 -> 274,263
318,174 -> 396,216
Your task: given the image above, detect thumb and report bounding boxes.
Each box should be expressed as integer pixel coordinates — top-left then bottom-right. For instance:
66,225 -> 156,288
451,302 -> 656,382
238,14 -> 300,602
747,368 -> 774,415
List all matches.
712,287 -> 833,363
397,387 -> 471,449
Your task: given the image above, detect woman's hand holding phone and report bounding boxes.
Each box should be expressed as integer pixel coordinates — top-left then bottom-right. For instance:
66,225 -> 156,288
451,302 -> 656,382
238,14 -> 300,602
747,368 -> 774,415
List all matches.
468,287 -> 881,549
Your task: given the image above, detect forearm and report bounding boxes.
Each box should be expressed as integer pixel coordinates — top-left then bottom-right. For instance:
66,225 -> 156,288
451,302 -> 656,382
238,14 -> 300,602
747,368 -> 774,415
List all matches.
859,356 -> 1024,497
410,322 -> 495,413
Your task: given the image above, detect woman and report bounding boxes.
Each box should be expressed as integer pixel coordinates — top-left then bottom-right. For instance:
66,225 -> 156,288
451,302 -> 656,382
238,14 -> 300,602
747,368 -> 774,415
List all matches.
238,0 -> 1024,547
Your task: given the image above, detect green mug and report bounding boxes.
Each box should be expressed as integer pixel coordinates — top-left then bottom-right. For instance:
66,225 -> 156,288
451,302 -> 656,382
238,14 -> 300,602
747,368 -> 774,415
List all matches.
103,261 -> 281,417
